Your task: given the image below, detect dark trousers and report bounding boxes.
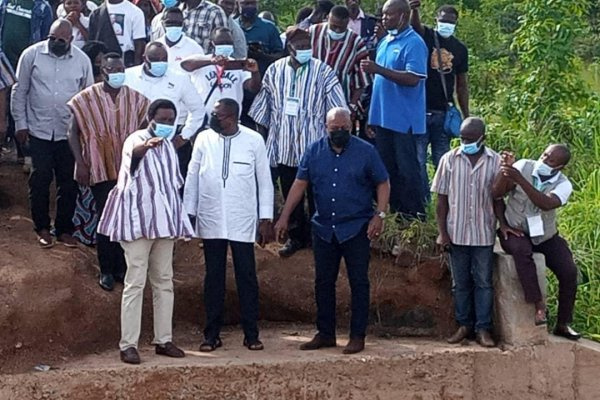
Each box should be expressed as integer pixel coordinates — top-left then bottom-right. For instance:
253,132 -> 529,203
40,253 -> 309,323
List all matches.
415,112 -> 450,203
91,180 -> 126,277
28,136 -> 77,236
177,140 -> 193,180
449,244 -> 494,332
203,239 -> 259,342
312,225 -> 371,339
499,233 -> 577,324
375,126 -> 425,218
278,164 -> 314,246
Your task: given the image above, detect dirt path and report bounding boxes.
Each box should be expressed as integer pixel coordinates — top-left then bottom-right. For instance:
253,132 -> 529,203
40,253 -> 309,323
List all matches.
0,162 -> 454,375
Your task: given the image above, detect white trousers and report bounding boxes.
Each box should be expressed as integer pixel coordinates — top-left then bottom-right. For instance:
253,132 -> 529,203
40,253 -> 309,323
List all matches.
119,238 -> 175,351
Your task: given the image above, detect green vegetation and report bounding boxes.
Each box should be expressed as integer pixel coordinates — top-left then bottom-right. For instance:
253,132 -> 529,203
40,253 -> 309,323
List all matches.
268,0 -> 600,339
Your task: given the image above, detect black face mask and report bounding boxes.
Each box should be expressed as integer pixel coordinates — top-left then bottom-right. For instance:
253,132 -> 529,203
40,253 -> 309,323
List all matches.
48,38 -> 70,57
209,113 -> 224,133
329,129 -> 351,148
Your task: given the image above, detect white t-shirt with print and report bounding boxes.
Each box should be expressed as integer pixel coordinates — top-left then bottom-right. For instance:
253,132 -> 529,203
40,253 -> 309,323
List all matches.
57,1 -> 98,48
105,0 -> 146,53
191,64 -> 251,114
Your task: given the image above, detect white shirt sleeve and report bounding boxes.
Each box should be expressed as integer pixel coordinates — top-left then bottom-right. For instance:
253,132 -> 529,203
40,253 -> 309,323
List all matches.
179,74 -> 206,140
551,179 -> 573,205
130,6 -> 147,41
513,159 -> 527,172
254,135 -> 274,219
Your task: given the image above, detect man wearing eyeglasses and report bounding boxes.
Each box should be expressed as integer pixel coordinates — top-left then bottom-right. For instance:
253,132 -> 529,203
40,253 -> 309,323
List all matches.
410,1 -> 469,202
11,19 -> 94,249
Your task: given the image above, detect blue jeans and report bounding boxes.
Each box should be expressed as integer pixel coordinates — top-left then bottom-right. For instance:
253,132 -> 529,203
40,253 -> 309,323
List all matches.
375,126 -> 425,217
449,244 -> 494,332
312,224 -> 371,339
416,112 -> 451,202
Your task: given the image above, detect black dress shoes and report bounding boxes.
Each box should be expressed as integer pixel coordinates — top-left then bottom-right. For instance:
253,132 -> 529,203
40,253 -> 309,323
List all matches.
553,324 -> 581,341
120,347 -> 141,364
99,274 -> 114,291
278,239 -> 303,258
299,334 -> 337,350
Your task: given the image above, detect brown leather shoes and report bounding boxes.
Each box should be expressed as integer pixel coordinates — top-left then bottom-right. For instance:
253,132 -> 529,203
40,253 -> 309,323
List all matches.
299,334 -> 337,351
447,326 -> 472,344
476,330 -> 496,348
155,342 -> 185,358
343,337 -> 365,354
120,347 -> 141,364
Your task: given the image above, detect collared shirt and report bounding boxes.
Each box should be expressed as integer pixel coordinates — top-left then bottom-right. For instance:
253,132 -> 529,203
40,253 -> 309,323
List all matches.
11,40 -> 93,140
347,8 -> 365,36
228,15 -> 248,59
249,57 -> 347,167
297,136 -> 389,243
183,126 -> 274,243
156,34 -> 205,73
181,0 -> 227,52
124,65 -> 205,139
68,83 -> 150,185
431,147 -> 501,246
236,16 -> 282,73
97,129 -> 194,242
513,159 -> 572,205
369,27 -> 428,134
309,22 -> 371,102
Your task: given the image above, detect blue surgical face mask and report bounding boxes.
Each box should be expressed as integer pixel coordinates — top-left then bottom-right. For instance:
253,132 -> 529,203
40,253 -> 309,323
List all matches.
165,26 -> 183,42
161,0 -> 177,8
153,122 -> 175,139
294,49 -> 312,64
534,159 -> 556,177
328,28 -> 346,41
461,138 -> 482,155
106,72 -> 125,89
437,21 -> 456,38
214,44 -> 234,58
148,61 -> 168,77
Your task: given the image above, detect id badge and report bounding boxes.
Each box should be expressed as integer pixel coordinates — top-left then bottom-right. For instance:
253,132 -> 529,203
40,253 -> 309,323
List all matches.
284,97 -> 300,117
527,215 -> 544,237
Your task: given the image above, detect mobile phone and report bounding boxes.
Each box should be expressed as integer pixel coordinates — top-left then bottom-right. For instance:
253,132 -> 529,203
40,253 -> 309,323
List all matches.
225,59 -> 246,70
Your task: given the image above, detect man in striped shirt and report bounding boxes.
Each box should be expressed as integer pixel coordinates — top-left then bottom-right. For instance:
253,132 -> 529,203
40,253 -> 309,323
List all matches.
249,27 -> 347,257
309,5 -> 370,121
68,52 -> 150,292
98,99 -> 193,365
431,117 -> 501,348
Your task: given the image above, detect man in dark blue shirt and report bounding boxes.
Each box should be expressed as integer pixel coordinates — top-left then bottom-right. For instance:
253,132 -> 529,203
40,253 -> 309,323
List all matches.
275,107 -> 390,355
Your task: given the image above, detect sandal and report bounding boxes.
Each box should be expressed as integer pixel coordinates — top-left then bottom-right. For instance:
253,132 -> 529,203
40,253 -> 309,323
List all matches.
535,309 -> 547,326
199,337 -> 223,352
243,339 -> 264,351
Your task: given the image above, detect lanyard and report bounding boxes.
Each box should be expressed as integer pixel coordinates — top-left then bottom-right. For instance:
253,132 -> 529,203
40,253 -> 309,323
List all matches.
289,64 -> 308,98
215,65 -> 225,93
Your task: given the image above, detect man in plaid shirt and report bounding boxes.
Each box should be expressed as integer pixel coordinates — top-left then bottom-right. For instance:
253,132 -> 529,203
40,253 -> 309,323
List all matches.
181,0 -> 227,52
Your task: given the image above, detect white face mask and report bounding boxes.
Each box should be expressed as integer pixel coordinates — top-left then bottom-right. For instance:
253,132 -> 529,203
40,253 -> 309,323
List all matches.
436,21 -> 456,38
534,159 -> 556,177
327,28 -> 346,41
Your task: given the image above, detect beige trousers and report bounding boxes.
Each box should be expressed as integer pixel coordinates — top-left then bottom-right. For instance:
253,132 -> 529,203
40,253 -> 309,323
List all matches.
119,238 -> 175,351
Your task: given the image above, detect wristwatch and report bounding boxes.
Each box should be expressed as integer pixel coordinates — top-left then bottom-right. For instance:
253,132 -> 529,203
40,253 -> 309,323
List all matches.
375,210 -> 386,219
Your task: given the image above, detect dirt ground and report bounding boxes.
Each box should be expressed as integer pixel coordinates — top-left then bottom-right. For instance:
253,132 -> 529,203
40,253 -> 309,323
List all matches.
0,160 -> 454,375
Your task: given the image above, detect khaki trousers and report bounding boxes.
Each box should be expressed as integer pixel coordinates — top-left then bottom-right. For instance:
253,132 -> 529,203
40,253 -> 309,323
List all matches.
119,238 -> 175,351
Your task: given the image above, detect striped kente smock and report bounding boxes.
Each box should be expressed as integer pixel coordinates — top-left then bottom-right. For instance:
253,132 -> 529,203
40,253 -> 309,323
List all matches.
97,129 -> 194,242
249,57 -> 347,168
309,22 -> 371,101
431,147 -> 501,246
68,84 -> 150,186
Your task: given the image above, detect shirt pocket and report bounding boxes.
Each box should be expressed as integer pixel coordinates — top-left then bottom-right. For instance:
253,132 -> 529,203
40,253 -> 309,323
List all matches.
231,160 -> 253,176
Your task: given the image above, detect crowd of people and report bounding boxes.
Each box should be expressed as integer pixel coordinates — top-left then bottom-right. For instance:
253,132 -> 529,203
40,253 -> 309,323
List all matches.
0,0 -> 581,365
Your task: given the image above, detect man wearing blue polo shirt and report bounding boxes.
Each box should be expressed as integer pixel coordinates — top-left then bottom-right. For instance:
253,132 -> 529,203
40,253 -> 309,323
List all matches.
361,0 -> 427,218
